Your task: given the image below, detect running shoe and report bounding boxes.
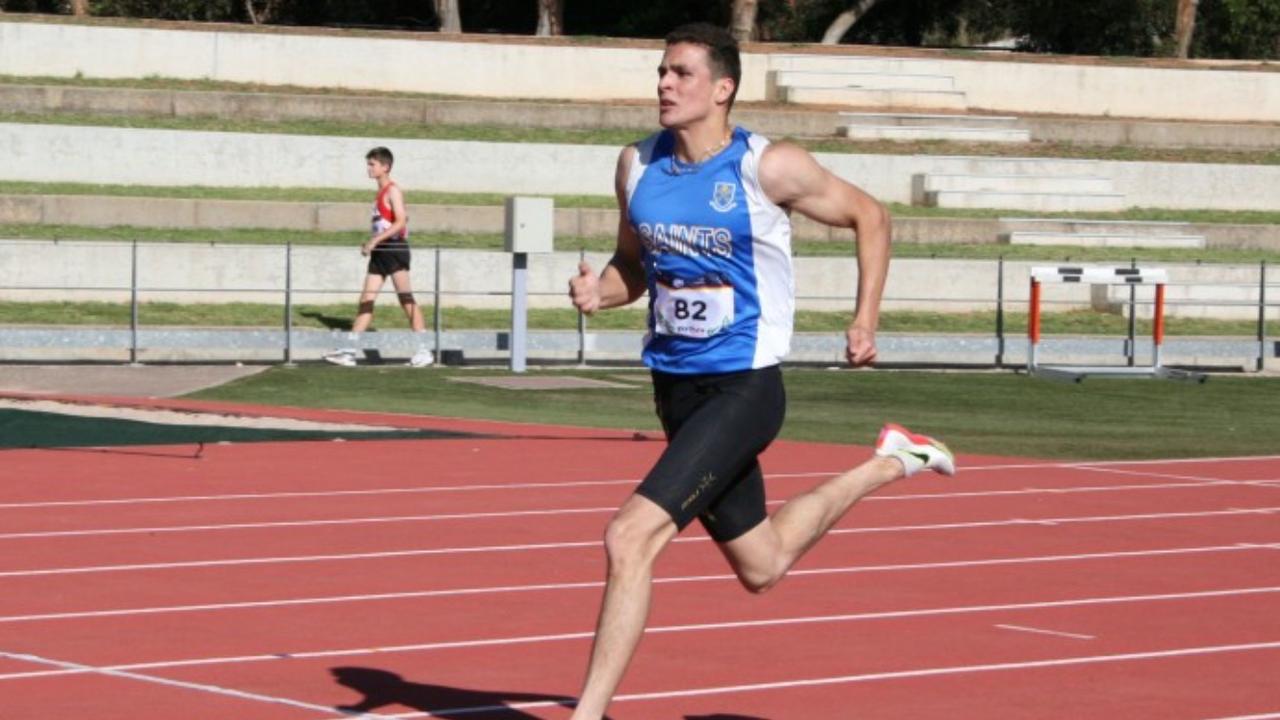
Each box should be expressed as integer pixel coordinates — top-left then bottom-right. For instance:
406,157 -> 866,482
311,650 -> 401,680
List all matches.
407,348 -> 434,368
322,348 -> 358,367
874,423 -> 956,477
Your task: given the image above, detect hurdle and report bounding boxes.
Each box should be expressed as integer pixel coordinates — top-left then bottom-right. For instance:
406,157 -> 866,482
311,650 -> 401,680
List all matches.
1028,265 -> 1206,383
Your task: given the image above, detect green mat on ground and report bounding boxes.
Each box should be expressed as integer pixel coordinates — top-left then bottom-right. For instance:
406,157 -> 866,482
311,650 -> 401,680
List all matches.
0,408 -> 478,449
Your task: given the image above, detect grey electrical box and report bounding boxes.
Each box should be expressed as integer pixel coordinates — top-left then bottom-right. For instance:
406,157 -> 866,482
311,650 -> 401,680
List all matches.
504,196 -> 554,254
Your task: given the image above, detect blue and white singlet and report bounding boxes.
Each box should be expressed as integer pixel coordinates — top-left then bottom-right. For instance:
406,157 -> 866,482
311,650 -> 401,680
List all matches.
625,127 -> 794,375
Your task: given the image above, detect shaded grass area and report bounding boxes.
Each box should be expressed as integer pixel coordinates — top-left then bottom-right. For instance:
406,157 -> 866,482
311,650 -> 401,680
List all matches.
0,300 -> 1260,336
187,366 -> 1280,460
3,223 -> 1277,264
4,109 -> 1279,166
3,181 -> 1280,225
0,407 -> 466,449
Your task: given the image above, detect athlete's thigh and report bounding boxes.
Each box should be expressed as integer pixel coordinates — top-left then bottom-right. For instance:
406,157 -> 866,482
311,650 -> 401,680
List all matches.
636,367 -> 785,534
699,460 -> 767,543
388,268 -> 414,294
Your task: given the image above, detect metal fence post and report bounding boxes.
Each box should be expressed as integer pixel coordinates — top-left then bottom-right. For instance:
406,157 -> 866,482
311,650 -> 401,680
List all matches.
995,255 -> 1005,368
1259,260 -> 1268,373
1126,256 -> 1137,367
129,238 -> 139,366
433,246 -> 443,360
283,241 -> 294,366
577,248 -> 587,366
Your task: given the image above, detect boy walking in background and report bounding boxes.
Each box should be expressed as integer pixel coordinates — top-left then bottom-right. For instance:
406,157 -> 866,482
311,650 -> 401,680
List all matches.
324,146 -> 433,367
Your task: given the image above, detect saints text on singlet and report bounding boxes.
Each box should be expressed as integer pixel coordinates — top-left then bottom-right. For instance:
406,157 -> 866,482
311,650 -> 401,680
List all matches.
625,127 -> 795,375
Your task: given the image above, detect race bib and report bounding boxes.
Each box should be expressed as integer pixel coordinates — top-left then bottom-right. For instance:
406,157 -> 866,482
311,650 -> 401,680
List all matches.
653,280 -> 734,339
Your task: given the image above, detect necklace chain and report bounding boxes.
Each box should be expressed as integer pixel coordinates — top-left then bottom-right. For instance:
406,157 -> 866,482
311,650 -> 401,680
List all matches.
669,130 -> 733,175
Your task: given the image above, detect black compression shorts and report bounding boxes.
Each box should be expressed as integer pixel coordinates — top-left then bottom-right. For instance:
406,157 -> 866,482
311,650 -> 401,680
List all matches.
636,365 -> 785,543
368,241 -> 411,277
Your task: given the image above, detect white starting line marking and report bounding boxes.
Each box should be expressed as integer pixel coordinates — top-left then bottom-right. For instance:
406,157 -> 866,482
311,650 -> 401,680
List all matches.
3,585 -> 1279,682
0,649 -> 374,718
994,623 -> 1096,640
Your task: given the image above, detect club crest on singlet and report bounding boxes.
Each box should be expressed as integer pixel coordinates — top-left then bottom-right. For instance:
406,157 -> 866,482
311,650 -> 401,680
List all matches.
710,182 -> 737,213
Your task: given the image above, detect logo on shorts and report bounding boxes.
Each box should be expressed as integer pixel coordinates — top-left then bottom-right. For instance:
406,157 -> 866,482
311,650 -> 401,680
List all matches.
710,182 -> 737,213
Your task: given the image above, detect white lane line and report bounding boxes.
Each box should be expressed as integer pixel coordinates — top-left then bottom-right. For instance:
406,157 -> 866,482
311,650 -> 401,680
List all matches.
1205,713 -> 1280,719
994,624 -> 1096,640
1075,466 -> 1244,484
0,470 -> 1182,511
0,649 -> 374,718
5,452 -> 1277,511
2,543 -> 1269,623
490,640 -> 1280,718
4,494 -> 1278,542
1,513 -> 1272,580
3,585 -> 1278,682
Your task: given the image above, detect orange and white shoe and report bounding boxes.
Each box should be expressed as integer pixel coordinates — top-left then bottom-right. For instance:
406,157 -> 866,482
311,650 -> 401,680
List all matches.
875,423 -> 956,477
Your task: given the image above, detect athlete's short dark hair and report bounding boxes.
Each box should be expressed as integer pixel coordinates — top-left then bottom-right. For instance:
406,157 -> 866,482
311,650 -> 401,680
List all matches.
665,22 -> 741,108
366,146 -> 394,168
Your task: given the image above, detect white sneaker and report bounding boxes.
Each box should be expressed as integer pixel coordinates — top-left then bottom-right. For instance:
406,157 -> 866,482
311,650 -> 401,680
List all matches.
874,423 -> 956,477
323,348 -> 358,367
407,348 -> 434,367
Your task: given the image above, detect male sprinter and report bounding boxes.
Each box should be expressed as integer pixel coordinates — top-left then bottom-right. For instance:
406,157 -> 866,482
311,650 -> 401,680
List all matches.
323,147 -> 433,367
566,23 -> 955,719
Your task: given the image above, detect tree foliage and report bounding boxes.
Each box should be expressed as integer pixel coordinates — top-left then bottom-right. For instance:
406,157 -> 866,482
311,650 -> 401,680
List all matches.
1,0 -> 1276,59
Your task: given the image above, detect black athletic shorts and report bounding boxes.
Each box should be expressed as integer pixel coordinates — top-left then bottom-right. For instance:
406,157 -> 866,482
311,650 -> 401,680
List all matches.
636,365 -> 786,543
368,240 -> 411,277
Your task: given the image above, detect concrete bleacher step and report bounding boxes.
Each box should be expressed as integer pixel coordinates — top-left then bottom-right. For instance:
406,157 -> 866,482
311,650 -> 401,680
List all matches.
1008,231 -> 1206,249
768,54 -> 950,75
772,70 -> 956,92
843,125 -> 1030,142
924,190 -> 1127,212
781,86 -> 968,111
839,112 -> 1031,143
919,173 -> 1114,195
999,217 -> 1198,237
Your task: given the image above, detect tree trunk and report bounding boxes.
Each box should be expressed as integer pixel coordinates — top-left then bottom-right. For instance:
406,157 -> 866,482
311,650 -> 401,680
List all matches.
821,0 -> 885,45
535,0 -> 563,36
730,0 -> 759,42
435,0 -> 462,33
69,0 -> 90,15
244,0 -> 278,25
1174,0 -> 1199,59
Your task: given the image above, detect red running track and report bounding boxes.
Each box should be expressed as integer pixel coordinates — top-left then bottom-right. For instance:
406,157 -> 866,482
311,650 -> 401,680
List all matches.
1,396 -> 1279,719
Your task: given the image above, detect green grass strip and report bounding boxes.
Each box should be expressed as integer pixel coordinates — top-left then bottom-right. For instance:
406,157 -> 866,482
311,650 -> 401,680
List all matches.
187,367 -> 1280,460
3,109 -> 1277,166
3,181 -> 1279,225
3,222 -> 1277,263
0,301 -> 1260,336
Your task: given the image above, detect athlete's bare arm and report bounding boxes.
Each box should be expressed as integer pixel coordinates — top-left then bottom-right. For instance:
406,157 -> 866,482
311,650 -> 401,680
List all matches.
758,142 -> 891,366
363,184 -> 408,256
570,145 -> 647,314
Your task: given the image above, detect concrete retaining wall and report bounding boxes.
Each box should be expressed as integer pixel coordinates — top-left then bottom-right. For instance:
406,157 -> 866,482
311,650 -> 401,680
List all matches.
2,19 -> 1279,122
1,240 -> 1271,320
10,83 -> 1278,150
4,123 -> 1279,211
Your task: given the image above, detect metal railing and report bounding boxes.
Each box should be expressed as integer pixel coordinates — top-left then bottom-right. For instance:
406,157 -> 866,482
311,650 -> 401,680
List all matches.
0,239 -> 1275,370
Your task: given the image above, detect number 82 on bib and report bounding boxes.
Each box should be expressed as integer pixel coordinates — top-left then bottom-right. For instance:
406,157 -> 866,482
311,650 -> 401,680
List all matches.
653,281 -> 734,339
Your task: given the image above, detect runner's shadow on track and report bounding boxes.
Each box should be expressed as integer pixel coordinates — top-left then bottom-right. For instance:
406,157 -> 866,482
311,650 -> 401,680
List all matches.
330,667 -> 606,719
686,715 -> 772,720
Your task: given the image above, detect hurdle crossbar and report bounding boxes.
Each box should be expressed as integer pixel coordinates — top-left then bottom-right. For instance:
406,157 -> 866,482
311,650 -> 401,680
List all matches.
1027,266 -> 1203,383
